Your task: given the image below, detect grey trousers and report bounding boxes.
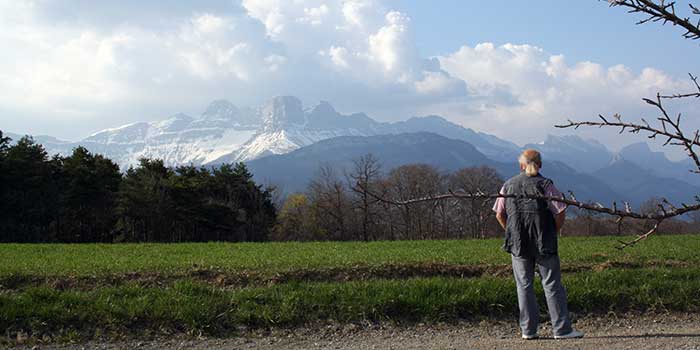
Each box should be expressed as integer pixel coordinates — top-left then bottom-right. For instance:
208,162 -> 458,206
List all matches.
511,254 -> 573,337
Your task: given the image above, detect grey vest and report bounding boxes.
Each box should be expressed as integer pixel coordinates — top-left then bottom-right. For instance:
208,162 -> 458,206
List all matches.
502,173 -> 558,257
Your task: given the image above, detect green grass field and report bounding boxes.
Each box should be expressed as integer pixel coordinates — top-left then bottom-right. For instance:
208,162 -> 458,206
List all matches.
1,234 -> 699,342
1,235 -> 698,277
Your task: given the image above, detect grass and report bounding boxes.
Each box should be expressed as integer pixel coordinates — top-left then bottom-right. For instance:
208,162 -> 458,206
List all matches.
1,234 -> 699,341
2,268 -> 699,339
0,234 -> 698,277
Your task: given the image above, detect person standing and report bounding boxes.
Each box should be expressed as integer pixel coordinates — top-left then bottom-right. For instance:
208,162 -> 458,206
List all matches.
492,149 -> 584,340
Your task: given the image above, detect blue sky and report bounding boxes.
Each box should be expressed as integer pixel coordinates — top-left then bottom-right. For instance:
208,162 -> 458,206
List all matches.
397,0 -> 699,76
0,0 -> 697,154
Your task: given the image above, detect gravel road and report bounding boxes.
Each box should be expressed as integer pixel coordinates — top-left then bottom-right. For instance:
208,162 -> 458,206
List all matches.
11,313 -> 700,350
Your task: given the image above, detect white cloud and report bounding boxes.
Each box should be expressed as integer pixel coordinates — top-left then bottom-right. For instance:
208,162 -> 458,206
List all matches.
368,11 -> 415,74
342,0 -> 380,29
0,0 -> 694,153
437,42 -> 692,147
0,2 -> 283,135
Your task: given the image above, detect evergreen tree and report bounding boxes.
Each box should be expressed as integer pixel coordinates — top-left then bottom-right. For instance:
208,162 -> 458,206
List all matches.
0,130 -> 276,243
59,146 -> 121,242
116,158 -> 176,242
0,136 -> 57,242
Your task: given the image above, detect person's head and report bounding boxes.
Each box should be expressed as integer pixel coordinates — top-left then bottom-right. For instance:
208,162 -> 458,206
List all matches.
519,149 -> 542,177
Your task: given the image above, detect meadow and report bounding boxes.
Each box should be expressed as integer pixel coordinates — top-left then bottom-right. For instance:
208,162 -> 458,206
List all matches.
1,234 -> 699,341
1,235 -> 698,276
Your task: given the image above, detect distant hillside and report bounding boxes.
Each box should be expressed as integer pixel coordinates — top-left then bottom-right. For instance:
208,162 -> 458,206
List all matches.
246,132 -> 621,205
524,134 -> 613,172
593,158 -> 700,206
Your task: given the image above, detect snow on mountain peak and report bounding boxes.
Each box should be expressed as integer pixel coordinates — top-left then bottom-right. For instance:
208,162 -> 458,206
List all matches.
85,122 -> 151,143
155,113 -> 194,133
30,95 -> 525,170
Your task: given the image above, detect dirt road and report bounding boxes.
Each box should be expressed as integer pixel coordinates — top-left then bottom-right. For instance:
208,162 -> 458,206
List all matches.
12,313 -> 700,350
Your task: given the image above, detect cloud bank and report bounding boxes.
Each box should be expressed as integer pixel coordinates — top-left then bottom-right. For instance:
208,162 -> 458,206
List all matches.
0,0 -> 693,149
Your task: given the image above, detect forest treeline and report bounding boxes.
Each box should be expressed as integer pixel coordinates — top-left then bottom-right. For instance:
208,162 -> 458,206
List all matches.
0,132 -> 275,242
1,130 -> 698,243
275,154 -> 700,241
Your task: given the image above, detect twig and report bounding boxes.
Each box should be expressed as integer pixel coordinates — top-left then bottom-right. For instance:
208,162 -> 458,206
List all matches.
608,0 -> 700,41
556,74 -> 700,173
616,221 -> 661,249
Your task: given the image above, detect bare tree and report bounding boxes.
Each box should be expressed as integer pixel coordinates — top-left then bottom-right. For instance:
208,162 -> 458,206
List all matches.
449,167 -> 503,238
373,177 -> 402,240
347,154 -> 383,241
308,165 -> 351,240
385,164 -> 443,240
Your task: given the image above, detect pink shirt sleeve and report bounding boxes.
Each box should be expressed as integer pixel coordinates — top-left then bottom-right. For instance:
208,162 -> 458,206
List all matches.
545,182 -> 567,215
492,185 -> 506,214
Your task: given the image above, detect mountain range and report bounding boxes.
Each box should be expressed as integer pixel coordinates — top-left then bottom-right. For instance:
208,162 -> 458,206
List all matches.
7,96 -> 518,170
7,96 -> 700,208
245,132 -> 622,204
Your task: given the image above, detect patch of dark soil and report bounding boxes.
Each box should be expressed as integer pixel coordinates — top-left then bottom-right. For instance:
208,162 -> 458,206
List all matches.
0,260 -> 689,291
7,312 -> 700,350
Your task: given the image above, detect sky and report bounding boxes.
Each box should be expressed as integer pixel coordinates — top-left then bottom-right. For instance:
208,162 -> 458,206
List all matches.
1,0 -> 699,156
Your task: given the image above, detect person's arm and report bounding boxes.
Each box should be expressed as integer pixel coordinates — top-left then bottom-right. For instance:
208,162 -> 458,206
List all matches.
496,211 -> 507,230
493,186 -> 507,230
545,181 -> 567,234
554,211 -> 565,234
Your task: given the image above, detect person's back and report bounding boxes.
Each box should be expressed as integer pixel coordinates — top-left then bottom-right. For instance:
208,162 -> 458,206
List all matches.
493,149 -> 584,340
501,172 -> 558,258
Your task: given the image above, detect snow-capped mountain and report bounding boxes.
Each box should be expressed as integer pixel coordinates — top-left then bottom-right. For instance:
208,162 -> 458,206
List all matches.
207,96 -> 524,165
19,96 -> 521,170
210,97 -> 393,163
8,100 -> 260,169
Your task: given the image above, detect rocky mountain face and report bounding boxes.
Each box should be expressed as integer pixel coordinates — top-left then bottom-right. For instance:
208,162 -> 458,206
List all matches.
20,96 -> 520,170
207,97 -> 524,165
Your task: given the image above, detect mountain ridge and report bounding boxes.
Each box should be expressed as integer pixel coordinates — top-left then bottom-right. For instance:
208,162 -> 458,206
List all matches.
245,131 -> 624,205
11,96 -> 520,169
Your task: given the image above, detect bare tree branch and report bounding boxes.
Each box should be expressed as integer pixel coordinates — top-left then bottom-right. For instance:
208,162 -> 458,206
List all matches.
660,73 -> 700,98
608,0 -> 700,41
354,182 -> 700,249
556,73 -> 700,173
616,221 -> 661,248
